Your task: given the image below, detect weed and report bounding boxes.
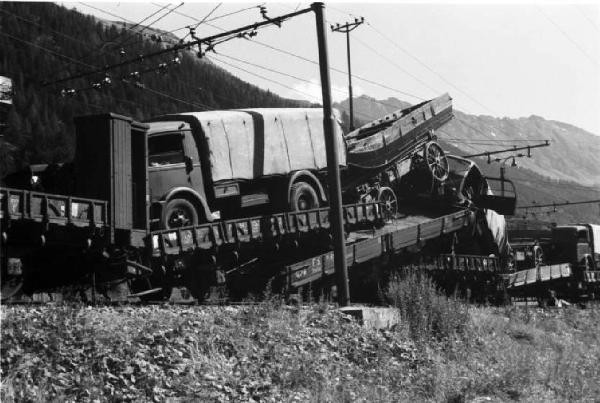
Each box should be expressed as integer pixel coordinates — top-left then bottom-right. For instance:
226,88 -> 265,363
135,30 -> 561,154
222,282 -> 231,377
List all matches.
386,269 -> 469,344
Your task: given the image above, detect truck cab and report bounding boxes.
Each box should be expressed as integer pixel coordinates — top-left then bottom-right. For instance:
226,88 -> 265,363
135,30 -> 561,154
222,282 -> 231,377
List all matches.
550,224 -> 600,271
147,121 -> 212,229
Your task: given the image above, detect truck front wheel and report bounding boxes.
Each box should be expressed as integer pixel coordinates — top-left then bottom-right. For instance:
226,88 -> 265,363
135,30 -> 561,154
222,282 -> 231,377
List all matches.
290,182 -> 320,211
162,198 -> 199,228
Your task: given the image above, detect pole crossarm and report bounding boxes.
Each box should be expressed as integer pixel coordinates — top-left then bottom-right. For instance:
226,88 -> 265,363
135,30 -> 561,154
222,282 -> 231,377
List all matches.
330,17 -> 365,34
461,141 -> 550,159
43,6 -> 314,87
517,199 -> 600,210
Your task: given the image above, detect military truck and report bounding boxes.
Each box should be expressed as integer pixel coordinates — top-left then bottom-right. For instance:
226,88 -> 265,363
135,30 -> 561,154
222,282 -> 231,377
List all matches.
506,223 -> 600,301
145,108 -> 346,228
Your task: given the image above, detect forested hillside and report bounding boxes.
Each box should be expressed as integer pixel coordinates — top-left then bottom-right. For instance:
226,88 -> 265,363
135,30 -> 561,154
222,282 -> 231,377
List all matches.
0,2 -> 309,174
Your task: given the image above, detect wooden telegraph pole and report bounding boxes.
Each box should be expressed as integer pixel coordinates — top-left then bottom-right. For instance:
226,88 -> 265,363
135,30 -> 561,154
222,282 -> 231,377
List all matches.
331,17 -> 364,131
313,2 -> 350,306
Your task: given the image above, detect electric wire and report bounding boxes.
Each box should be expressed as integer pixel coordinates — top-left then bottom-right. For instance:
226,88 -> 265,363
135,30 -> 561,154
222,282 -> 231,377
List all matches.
190,3 -> 223,30
351,35 -> 441,97
209,55 -> 378,122
203,22 -> 426,102
149,3 -> 263,37
213,52 -> 417,122
574,5 -> 600,33
535,5 -> 600,68
118,2 -> 185,49
1,15 -> 209,112
328,5 -> 500,116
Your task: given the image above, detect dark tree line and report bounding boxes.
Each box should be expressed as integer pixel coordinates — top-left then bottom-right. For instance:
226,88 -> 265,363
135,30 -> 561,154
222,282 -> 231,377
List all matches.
0,2 -> 311,175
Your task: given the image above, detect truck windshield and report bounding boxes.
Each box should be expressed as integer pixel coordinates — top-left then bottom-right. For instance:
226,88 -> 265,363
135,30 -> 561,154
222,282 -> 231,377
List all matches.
148,133 -> 185,166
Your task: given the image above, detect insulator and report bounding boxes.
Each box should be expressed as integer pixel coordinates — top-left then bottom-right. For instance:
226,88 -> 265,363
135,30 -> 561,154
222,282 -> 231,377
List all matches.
103,76 -> 112,86
119,48 -> 126,57
248,30 -> 257,38
61,88 -> 76,97
92,82 -> 102,90
129,71 -> 140,79
171,56 -> 181,65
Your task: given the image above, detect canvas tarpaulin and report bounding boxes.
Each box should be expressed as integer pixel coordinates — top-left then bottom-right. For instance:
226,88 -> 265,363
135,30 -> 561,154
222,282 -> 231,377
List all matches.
164,108 -> 346,183
590,224 -> 600,255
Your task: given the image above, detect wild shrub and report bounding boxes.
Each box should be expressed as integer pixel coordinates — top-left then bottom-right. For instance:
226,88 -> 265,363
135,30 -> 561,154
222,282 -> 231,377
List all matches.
386,269 -> 469,344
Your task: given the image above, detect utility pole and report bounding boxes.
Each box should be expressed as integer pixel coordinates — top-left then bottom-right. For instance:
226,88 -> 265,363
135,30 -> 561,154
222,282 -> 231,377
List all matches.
331,17 -> 364,131
313,2 -> 350,306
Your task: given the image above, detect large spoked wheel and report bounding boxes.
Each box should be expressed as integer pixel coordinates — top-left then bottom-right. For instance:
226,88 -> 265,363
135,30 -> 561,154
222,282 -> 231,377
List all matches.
162,198 -> 198,229
377,187 -> 397,220
290,182 -> 320,211
425,141 -> 449,182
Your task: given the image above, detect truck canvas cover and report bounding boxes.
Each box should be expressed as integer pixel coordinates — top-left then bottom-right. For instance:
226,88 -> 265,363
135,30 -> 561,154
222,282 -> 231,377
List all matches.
152,108 -> 346,183
591,224 -> 600,255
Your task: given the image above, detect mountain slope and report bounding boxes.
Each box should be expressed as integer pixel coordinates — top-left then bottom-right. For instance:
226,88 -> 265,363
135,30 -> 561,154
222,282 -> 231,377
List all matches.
335,95 -> 600,187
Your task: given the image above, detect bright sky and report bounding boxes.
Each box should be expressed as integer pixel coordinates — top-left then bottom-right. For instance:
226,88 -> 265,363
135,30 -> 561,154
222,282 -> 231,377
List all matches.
71,1 -> 600,135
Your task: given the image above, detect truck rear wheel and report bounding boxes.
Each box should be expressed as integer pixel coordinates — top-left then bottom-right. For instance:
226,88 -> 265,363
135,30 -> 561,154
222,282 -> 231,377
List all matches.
290,182 -> 320,211
162,198 -> 198,228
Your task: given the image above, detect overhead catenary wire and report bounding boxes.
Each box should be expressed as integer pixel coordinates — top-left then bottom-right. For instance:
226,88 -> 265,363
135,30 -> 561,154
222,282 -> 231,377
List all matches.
535,5 -> 600,68
327,5 -> 500,116
0,14 -> 211,112
117,2 -> 185,50
351,35 -> 441,97
40,3 -> 177,82
208,55 -> 378,122
212,52 -> 420,122
42,6 -> 315,87
574,5 -> 600,33
149,2 -> 264,37
209,56 -> 319,102
202,21 -> 426,102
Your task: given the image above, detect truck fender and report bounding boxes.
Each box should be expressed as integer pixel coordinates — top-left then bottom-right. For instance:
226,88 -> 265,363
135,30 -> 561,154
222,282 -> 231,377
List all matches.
287,170 -> 327,203
162,187 -> 214,222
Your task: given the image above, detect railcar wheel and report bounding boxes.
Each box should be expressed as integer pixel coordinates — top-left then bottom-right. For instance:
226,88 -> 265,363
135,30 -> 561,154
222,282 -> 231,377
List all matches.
290,182 -> 320,211
162,198 -> 198,229
377,187 -> 398,220
425,142 -> 449,182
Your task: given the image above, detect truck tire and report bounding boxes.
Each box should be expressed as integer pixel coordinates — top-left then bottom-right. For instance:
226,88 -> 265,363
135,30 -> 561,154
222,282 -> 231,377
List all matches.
162,198 -> 198,228
290,182 -> 319,211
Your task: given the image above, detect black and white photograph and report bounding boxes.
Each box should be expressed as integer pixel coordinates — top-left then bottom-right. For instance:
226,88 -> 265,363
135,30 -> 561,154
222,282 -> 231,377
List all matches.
1,1 -> 599,401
